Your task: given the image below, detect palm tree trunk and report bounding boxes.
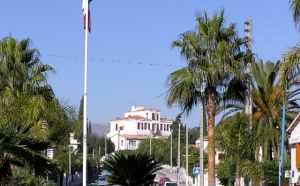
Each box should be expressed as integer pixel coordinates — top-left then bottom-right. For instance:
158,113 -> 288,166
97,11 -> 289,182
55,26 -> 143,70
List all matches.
207,90 -> 216,186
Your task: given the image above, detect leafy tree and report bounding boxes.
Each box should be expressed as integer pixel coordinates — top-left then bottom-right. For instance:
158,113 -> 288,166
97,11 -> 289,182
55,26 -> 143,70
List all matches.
216,157 -> 236,186
137,138 -> 170,164
103,153 -> 162,186
214,113 -> 262,185
166,9 -> 248,185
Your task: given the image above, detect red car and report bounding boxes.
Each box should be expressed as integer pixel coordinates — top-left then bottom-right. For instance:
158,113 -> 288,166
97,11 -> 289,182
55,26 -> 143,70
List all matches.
159,177 -> 171,185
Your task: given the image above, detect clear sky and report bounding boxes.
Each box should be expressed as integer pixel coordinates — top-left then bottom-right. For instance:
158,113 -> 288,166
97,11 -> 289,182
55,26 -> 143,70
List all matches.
1,1 -> 299,128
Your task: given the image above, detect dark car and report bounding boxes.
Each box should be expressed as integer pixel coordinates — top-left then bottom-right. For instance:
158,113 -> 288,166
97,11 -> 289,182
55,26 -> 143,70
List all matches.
98,174 -> 110,186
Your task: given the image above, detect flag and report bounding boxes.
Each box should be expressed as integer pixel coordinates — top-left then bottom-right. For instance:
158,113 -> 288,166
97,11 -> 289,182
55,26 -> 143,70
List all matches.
82,0 -> 92,32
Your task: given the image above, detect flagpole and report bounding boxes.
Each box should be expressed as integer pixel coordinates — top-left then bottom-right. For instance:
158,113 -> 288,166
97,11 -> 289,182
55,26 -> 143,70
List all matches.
83,0 -> 89,185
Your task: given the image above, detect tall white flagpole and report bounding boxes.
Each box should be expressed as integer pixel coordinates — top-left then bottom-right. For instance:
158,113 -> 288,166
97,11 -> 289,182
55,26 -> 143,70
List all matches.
83,0 -> 89,185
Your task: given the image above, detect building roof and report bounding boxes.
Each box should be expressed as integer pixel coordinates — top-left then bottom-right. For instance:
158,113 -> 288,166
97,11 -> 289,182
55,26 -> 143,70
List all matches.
111,115 -> 151,122
160,118 -> 173,122
287,112 -> 300,133
125,108 -> 160,113
120,134 -> 150,140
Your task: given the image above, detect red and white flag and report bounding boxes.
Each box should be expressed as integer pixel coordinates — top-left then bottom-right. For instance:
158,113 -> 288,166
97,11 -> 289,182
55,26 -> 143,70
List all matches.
82,0 -> 92,32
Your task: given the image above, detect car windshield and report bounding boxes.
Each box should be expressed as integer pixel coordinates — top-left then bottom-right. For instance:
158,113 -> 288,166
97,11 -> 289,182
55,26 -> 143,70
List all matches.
99,177 -> 106,181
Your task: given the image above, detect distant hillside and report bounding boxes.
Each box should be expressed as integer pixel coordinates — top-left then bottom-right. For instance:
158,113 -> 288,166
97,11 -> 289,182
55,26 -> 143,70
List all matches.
91,123 -> 110,137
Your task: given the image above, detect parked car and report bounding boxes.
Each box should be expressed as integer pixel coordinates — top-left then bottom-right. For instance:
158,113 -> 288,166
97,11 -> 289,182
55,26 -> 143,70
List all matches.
158,177 -> 171,185
98,174 -> 110,186
163,181 -> 177,186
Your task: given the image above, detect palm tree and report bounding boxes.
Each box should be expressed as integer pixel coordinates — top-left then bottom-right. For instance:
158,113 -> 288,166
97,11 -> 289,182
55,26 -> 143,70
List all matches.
219,59 -> 300,161
0,36 -> 55,102
0,95 -> 60,183
102,153 -> 162,186
166,9 -> 248,185
289,0 -> 300,28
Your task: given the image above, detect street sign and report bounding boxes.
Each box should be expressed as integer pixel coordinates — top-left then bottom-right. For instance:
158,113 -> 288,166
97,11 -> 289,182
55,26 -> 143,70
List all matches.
285,170 -> 294,178
193,167 -> 201,175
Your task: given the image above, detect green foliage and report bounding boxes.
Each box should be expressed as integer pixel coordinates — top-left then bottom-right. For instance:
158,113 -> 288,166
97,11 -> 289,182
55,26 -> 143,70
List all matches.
261,160 -> 291,185
216,158 -> 236,186
103,153 -> 162,186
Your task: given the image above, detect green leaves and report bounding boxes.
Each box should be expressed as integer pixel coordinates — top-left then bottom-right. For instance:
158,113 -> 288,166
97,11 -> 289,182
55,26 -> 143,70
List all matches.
103,153 -> 162,186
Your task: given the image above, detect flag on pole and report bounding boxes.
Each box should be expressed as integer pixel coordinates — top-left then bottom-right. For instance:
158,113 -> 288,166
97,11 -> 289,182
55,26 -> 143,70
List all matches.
82,0 -> 92,32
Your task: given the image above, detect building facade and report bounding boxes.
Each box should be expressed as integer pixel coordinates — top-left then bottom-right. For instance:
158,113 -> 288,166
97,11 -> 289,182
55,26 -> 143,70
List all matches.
287,112 -> 300,185
107,106 -> 173,151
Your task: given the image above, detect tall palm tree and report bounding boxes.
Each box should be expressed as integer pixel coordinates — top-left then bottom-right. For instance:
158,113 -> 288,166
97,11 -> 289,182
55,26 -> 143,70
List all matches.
166,9 -> 248,185
102,153 -> 161,186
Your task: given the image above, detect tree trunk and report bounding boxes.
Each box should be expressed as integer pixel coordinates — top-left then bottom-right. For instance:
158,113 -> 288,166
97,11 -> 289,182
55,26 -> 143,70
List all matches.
207,90 -> 216,186
235,164 -> 241,186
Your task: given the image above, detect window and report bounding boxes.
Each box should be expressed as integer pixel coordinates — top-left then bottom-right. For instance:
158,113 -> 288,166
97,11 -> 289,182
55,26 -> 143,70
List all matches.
148,123 -> 150,130
121,140 -> 124,146
119,126 -> 124,130
152,113 -> 155,120
115,124 -> 118,131
160,124 -> 163,130
156,114 -> 159,121
129,140 -> 136,146
137,122 -> 140,129
144,123 -> 147,130
167,124 -> 169,131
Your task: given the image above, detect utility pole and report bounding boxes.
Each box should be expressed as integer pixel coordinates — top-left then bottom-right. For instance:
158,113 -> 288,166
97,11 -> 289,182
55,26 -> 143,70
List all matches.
177,122 -> 181,184
150,130 -> 152,155
245,19 -> 253,186
170,130 -> 173,169
245,19 -> 252,116
185,115 -> 189,186
199,82 -> 205,186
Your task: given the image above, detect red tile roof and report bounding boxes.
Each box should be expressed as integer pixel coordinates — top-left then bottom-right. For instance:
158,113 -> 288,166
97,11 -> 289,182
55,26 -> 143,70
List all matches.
111,115 -> 150,122
125,108 -> 160,113
120,134 -> 150,140
287,112 -> 300,133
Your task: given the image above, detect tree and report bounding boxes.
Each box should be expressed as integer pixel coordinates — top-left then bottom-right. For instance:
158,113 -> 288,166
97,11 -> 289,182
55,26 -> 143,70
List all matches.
289,0 -> 300,29
216,157 -> 236,186
166,9 -> 248,185
102,153 -> 162,186
0,36 -> 55,102
0,96 -> 60,183
214,113 -> 262,185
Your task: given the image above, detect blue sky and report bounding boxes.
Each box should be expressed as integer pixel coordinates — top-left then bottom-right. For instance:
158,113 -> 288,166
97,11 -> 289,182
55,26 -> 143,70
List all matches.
1,1 -> 299,128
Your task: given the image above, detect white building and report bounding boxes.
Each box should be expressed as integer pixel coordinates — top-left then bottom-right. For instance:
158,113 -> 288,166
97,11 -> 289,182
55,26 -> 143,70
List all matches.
287,112 -> 300,185
107,106 -> 173,151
